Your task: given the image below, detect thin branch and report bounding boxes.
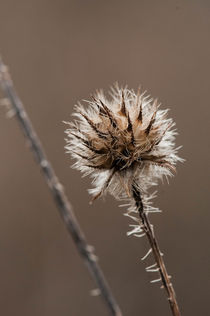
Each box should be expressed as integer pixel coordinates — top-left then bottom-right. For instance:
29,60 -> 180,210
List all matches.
132,184 -> 181,316
0,58 -> 122,316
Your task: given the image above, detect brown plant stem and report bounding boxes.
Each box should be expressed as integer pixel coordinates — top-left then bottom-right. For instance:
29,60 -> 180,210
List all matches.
0,58 -> 122,316
132,184 -> 181,316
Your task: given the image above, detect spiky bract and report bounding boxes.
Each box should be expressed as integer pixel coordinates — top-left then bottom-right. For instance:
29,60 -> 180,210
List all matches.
65,84 -> 181,202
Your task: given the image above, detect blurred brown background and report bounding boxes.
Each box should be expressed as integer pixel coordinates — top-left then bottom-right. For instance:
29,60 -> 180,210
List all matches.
0,1 -> 209,315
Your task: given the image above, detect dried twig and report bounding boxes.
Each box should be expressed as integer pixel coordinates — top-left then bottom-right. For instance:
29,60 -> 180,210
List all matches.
0,57 -> 122,316
132,184 -> 181,316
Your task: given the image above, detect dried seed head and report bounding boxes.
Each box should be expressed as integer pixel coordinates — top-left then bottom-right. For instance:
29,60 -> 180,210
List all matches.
65,84 -> 182,201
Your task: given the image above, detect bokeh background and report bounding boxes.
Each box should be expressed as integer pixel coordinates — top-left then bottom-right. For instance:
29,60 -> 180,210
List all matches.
0,1 -> 209,315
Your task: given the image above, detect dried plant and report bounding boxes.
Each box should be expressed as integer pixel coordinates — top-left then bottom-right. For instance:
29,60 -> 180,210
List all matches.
65,84 -> 183,316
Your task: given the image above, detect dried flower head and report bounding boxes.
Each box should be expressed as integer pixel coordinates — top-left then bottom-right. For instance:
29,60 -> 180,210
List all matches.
65,84 -> 183,315
65,84 -> 182,202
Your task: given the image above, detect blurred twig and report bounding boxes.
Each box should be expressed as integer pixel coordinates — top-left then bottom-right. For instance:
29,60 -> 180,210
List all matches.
0,57 -> 122,316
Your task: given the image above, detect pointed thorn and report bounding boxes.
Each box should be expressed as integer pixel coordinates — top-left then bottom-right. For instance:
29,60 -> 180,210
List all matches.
71,150 -> 90,160
99,100 -> 117,128
70,132 -> 106,155
137,103 -> 143,122
80,112 -> 108,139
145,110 -> 157,135
120,90 -> 127,116
127,114 -> 135,144
90,191 -> 102,203
155,122 -> 173,145
127,113 -> 132,132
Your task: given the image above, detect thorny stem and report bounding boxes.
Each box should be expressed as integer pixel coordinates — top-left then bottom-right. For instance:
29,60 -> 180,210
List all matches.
132,184 -> 181,316
0,58 -> 122,316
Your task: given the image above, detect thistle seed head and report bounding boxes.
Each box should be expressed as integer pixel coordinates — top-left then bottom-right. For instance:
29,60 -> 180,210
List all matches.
65,84 -> 182,201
